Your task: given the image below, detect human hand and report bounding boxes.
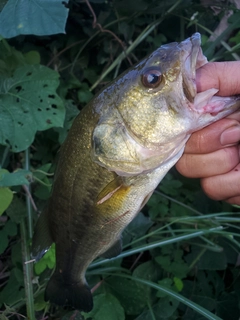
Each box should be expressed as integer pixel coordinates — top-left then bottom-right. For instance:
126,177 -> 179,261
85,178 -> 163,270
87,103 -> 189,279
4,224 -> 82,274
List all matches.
176,62 -> 240,205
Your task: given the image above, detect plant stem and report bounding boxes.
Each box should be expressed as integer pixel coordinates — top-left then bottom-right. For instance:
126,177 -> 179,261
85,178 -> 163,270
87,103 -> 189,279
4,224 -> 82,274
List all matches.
25,148 -> 33,239
147,300 -> 156,320
1,146 -> 9,167
20,148 -> 35,319
20,219 -> 35,320
188,247 -> 207,271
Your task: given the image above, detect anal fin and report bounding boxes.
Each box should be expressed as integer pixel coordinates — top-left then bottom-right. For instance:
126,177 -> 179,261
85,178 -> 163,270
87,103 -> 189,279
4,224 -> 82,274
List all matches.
101,238 -> 122,259
31,206 -> 53,261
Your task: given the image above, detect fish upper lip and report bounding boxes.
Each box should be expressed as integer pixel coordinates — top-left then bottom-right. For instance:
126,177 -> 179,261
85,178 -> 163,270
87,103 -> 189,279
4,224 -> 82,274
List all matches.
182,33 -> 207,103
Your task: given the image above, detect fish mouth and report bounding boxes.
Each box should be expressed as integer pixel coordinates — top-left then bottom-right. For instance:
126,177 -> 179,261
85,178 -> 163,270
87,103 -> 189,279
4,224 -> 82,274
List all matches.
183,33 -> 240,116
182,32 -> 207,103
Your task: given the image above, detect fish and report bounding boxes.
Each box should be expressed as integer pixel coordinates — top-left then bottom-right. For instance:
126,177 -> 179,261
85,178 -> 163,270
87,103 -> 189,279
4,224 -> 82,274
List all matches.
32,33 -> 240,312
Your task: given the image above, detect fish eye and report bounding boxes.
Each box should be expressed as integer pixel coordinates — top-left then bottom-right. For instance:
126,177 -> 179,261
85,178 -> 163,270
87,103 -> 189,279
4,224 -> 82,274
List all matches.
141,68 -> 162,88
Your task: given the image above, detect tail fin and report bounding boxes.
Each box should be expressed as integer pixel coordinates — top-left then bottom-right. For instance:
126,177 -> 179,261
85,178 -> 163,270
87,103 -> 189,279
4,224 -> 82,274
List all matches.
45,272 -> 93,312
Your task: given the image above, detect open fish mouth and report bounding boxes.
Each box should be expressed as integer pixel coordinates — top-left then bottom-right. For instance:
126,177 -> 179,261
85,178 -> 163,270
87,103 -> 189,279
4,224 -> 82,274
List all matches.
183,33 -> 240,116
182,32 -> 207,103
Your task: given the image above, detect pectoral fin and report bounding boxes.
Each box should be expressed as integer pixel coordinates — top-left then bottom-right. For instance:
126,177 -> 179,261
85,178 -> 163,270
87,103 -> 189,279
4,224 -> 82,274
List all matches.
101,238 -> 122,259
95,175 -> 132,223
96,176 -> 124,205
31,206 -> 53,261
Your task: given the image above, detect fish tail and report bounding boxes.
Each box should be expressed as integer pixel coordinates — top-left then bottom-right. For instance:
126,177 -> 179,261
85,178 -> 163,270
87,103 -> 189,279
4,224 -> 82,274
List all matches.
45,272 -> 93,312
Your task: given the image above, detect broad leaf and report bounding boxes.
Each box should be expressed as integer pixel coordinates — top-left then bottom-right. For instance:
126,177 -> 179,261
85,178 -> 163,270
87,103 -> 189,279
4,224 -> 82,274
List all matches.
0,219 -> 17,254
0,268 -> 24,305
55,100 -> 80,144
0,187 -> 13,214
0,169 -> 32,187
0,0 -> 69,38
106,277 -> 148,315
34,244 -> 56,275
83,293 -> 125,320
0,64 -> 65,151
6,197 -> 26,223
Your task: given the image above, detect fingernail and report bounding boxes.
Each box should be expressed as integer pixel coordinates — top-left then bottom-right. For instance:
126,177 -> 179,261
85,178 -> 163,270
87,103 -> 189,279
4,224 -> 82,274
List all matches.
220,126 -> 240,146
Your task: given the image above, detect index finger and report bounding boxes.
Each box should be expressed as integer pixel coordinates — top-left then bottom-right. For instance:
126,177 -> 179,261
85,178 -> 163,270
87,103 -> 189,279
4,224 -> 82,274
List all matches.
184,114 -> 240,154
196,61 -> 240,96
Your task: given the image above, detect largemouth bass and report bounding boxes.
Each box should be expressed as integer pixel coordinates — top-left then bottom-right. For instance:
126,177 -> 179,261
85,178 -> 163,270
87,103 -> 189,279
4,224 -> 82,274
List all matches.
32,33 -> 240,312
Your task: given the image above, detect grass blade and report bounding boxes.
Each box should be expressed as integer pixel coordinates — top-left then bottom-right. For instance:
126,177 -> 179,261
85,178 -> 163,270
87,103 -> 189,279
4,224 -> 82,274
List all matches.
90,226 -> 223,268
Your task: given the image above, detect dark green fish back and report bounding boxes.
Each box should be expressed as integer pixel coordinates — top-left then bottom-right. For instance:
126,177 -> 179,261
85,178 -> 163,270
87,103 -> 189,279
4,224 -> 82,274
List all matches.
33,102 -> 120,311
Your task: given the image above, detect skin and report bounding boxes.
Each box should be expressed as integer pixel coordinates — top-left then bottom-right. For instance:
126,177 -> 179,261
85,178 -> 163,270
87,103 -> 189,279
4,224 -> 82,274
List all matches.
176,62 -> 240,205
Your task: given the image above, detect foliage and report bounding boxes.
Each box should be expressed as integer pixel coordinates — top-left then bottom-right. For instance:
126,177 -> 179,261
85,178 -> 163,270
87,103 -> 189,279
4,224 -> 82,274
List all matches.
0,0 -> 240,319
0,0 -> 69,38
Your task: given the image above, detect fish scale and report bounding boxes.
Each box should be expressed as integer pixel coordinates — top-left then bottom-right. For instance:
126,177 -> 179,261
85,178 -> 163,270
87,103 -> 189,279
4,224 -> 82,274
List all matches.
32,33 -> 240,312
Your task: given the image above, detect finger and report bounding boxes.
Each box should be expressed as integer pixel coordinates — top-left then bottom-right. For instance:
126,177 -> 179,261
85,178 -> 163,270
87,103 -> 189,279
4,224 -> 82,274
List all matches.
176,145 -> 239,178
225,196 -> 240,206
226,110 -> 240,122
184,118 -> 240,154
196,61 -> 240,96
200,162 -> 240,201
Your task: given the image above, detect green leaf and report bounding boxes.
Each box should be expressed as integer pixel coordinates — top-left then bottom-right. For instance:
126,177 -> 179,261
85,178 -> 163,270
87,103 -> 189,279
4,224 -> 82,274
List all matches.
0,0 -> 69,38
186,246 -> 227,271
0,268 -> 24,305
0,37 -> 26,73
11,242 -> 23,266
62,312 -> 83,320
0,219 -> 17,254
130,276 -> 222,320
216,292 -> 240,319
198,250 -> 227,270
153,296 -> 179,318
0,187 -> 13,214
0,64 -> 65,151
83,293 -> 125,320
133,260 -> 161,288
6,197 -> 26,223
173,277 -> 183,292
78,88 -> 93,104
156,278 -> 173,298
34,292 -> 48,311
34,244 -> 56,275
119,21 -> 134,41
55,100 -> 80,144
136,297 -> 178,320
33,163 -> 52,199
34,182 -> 51,200
123,212 -> 153,245
159,173 -> 182,196
155,247 -> 189,279
23,51 -> 41,65
0,169 -> 32,187
106,277 -> 148,315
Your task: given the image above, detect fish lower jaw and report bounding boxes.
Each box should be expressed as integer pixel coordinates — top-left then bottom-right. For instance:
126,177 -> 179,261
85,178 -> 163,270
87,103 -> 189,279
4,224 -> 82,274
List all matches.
191,88 -> 240,116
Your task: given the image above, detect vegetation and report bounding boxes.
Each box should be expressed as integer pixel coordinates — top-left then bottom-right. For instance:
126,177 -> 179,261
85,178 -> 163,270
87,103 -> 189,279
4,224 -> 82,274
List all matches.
0,0 -> 240,319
